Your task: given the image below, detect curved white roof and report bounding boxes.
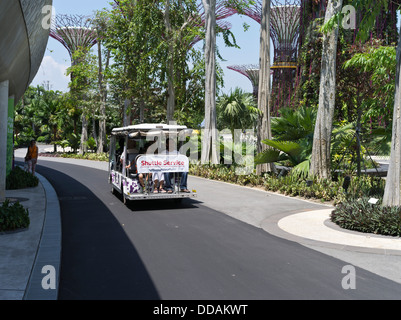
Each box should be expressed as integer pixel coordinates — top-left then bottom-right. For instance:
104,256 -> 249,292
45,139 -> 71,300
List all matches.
112,123 -> 188,132
0,0 -> 52,102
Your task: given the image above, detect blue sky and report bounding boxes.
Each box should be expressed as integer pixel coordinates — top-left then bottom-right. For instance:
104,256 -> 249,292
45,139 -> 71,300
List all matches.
31,1 -> 401,95
31,0 -> 264,95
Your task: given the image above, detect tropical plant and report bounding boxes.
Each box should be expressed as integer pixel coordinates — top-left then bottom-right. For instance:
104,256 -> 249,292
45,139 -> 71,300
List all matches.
0,200 -> 30,232
343,42 -> 395,126
256,105 -> 363,178
36,89 -> 64,152
67,133 -> 81,153
6,166 -> 39,190
255,140 -> 311,178
271,106 -> 316,143
331,197 -> 401,237
217,87 -> 260,137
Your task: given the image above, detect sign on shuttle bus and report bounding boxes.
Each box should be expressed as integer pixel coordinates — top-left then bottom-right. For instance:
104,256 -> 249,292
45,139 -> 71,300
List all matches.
137,155 -> 189,174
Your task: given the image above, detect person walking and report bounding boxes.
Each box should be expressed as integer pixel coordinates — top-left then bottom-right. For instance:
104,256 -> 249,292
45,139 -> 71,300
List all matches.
25,140 -> 38,175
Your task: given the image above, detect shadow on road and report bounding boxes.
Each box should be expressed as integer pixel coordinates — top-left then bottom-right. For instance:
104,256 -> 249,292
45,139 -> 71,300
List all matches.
121,196 -> 203,212
26,162 -> 161,300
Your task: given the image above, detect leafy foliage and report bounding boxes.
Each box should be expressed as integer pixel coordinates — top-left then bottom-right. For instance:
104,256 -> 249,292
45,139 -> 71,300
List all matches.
217,87 -> 260,134
0,200 -> 30,232
343,41 -> 395,130
189,163 -> 384,204
6,167 -> 39,190
331,197 -> 401,237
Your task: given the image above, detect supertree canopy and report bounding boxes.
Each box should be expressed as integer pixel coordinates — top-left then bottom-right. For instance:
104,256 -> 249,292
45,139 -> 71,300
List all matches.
50,14 -> 98,63
190,19 -> 233,48
184,1 -> 236,48
227,64 -> 260,98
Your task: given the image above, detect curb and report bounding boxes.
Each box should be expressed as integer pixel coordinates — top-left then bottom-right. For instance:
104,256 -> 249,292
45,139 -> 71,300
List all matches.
261,208 -> 401,256
23,172 -> 61,300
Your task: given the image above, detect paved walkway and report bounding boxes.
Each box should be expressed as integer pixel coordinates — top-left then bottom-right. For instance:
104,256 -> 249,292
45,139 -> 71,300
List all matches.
0,171 -> 60,300
0,146 -> 400,299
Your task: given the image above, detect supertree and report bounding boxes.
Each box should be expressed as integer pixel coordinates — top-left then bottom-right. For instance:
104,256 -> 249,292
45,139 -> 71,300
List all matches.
227,64 -> 260,99
50,14 -> 98,68
229,0 -> 301,114
269,2 -> 301,115
50,14 -> 98,153
189,19 -> 234,48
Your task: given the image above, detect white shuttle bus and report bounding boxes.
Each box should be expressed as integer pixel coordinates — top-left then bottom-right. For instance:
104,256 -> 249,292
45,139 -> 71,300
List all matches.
108,123 -> 197,204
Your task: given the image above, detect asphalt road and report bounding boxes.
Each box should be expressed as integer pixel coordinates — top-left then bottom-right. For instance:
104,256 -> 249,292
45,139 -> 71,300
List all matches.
32,159 -> 401,300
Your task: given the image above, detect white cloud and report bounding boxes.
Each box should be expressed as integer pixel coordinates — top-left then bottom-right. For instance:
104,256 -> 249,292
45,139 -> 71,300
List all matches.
30,55 -> 70,92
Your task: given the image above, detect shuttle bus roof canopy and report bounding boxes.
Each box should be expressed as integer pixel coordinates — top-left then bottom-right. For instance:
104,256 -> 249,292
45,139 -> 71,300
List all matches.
111,123 -> 192,138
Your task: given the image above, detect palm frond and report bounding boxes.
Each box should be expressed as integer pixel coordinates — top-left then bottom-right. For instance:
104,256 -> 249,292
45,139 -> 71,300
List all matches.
254,148 -> 282,165
290,158 -> 311,179
261,140 -> 302,158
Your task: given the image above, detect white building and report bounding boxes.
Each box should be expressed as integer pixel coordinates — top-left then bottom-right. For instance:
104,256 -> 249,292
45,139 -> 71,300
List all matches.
0,0 -> 52,201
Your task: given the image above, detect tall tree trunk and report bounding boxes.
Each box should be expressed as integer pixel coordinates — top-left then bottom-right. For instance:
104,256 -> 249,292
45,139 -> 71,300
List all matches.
164,0 -> 176,123
256,0 -> 274,175
382,24 -> 401,207
139,100 -> 145,123
53,126 -> 57,153
201,0 -> 219,164
97,42 -> 110,154
92,117 -> 98,150
310,0 -> 342,179
123,98 -> 131,126
79,111 -> 88,155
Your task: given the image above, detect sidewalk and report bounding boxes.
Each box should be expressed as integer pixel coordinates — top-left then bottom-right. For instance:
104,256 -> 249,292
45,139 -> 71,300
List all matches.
0,172 -> 61,300
1,147 -> 400,299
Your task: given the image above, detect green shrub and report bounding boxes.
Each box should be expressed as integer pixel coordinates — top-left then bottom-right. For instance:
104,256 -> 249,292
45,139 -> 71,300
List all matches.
189,163 -> 385,204
331,197 -> 401,237
85,137 -> 97,151
61,152 -> 109,162
6,167 -> 39,190
0,200 -> 30,232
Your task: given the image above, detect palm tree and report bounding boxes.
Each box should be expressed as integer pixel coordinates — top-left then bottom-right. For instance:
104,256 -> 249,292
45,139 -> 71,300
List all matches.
255,105 -> 355,178
271,106 -> 316,143
36,90 -> 63,153
217,87 -> 260,138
